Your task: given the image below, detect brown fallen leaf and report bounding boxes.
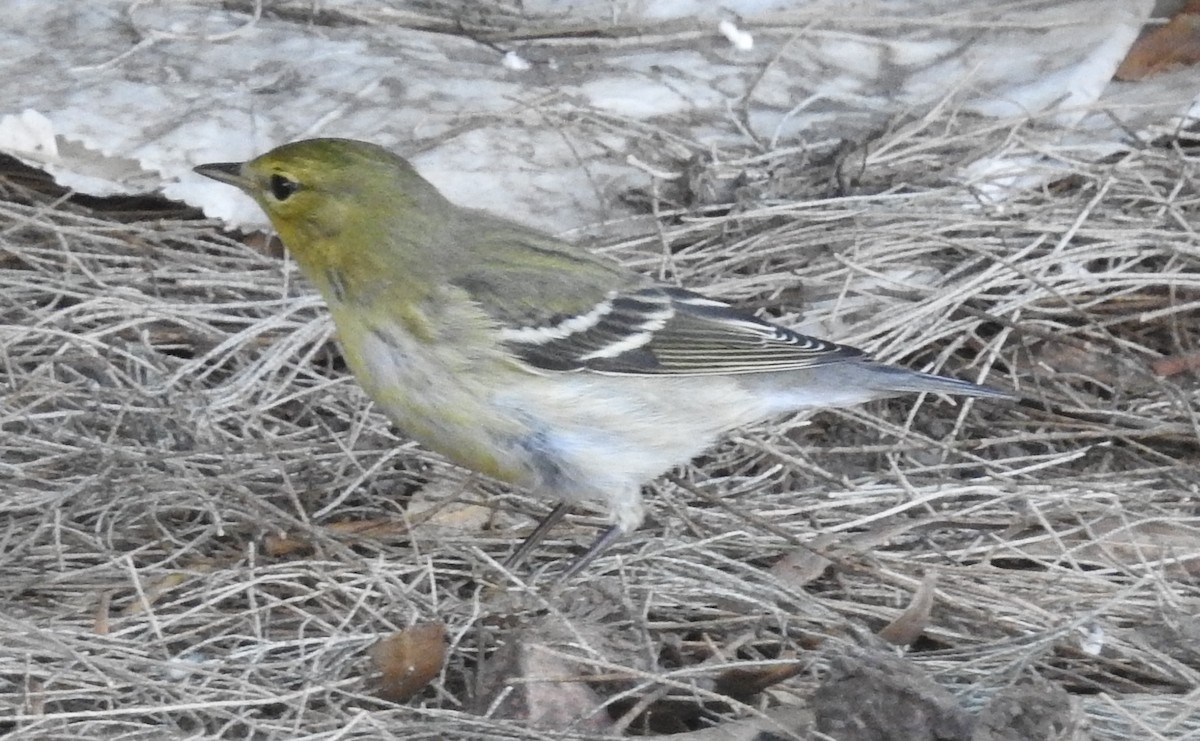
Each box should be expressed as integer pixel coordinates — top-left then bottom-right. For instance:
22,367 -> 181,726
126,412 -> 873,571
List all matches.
767,533 -> 836,588
475,617 -> 616,732
371,622 -> 447,703
713,661 -> 807,701
264,518 -> 411,557
878,571 -> 938,646
1152,351 -> 1200,377
766,515 -> 971,595
262,532 -> 312,558
405,476 -> 495,532
1115,0 -> 1200,80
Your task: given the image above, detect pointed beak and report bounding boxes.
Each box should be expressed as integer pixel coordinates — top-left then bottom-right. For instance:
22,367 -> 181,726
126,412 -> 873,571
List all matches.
193,161 -> 250,190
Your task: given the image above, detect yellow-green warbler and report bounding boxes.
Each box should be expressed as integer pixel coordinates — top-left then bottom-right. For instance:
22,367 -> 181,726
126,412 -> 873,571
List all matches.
196,138 -> 1011,579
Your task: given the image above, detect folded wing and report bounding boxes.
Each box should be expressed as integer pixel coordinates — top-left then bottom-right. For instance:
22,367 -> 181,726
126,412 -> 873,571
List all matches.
499,285 -> 864,376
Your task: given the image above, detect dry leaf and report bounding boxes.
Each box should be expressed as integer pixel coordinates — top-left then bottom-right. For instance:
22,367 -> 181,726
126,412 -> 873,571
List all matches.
262,532 -> 312,558
476,620 -> 614,732
264,518 -> 410,557
1115,0 -> 1200,80
371,622 -> 447,703
878,571 -> 938,646
406,476 -> 495,532
713,661 -> 807,701
768,533 -> 836,588
1152,351 -> 1200,377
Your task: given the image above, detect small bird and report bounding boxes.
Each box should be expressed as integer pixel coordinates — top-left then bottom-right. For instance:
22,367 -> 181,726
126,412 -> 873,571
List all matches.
195,138 -> 1011,580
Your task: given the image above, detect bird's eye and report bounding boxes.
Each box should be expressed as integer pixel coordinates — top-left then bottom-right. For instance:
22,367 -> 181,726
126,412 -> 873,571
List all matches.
269,173 -> 300,201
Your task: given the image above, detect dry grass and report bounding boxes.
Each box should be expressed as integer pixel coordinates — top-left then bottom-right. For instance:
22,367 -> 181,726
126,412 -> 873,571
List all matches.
2,110 -> 1199,739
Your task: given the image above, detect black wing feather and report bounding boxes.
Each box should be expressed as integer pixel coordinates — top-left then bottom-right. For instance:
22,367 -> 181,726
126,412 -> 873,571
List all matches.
502,285 -> 864,376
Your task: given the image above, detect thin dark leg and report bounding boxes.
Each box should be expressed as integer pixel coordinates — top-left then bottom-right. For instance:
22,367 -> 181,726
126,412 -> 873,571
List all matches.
557,524 -> 625,582
504,501 -> 571,570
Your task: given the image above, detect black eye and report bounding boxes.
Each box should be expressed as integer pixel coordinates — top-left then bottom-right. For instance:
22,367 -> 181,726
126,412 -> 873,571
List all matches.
269,173 -> 300,201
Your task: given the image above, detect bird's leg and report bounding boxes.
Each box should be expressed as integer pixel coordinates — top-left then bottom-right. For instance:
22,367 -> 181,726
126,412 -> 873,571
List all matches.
505,501 -> 571,570
557,524 -> 625,582
504,503 -> 628,581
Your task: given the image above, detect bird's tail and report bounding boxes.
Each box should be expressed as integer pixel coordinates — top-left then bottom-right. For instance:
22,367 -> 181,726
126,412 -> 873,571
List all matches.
864,364 -> 1015,400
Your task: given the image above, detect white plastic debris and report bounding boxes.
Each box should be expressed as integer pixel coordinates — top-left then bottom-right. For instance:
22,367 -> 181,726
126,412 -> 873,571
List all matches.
718,19 -> 754,51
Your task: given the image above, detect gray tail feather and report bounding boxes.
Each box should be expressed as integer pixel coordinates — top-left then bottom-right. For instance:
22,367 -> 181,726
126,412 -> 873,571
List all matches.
869,365 -> 1015,400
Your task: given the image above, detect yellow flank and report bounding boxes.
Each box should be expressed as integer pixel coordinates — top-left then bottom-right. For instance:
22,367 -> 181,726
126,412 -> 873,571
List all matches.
328,295 -> 533,486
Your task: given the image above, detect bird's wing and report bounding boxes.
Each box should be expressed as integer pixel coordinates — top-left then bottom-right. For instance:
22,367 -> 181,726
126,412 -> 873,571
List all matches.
495,284 -> 864,376
446,215 -> 863,376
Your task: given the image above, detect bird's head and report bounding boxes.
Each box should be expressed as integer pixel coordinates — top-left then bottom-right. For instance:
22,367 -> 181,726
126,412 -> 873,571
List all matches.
195,138 -> 454,285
